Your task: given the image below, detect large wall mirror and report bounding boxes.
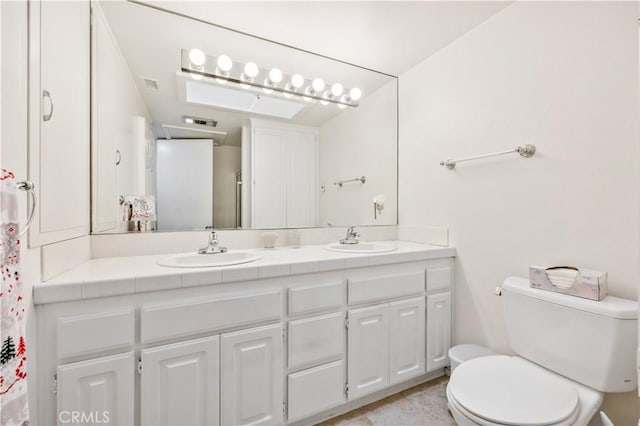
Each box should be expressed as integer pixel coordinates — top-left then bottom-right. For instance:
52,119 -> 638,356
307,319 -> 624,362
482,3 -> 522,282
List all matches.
91,1 -> 398,233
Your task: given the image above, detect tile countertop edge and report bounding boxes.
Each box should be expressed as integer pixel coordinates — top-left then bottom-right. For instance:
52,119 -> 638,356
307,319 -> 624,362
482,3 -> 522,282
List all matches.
33,241 -> 457,305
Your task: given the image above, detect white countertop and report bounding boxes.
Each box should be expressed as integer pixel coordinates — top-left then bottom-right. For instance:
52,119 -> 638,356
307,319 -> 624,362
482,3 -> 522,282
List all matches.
34,241 -> 456,305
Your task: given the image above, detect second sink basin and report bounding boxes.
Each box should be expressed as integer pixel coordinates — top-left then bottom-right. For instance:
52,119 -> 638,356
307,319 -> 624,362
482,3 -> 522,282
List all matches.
158,251 -> 262,268
325,242 -> 398,254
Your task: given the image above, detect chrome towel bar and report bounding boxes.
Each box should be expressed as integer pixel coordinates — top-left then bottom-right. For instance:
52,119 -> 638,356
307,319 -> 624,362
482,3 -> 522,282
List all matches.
17,181 -> 36,237
334,176 -> 366,187
440,144 -> 536,170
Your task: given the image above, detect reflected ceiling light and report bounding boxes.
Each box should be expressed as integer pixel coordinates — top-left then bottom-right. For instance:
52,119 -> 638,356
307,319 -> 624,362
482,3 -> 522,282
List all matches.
181,48 -> 361,108
216,55 -> 233,73
312,78 -> 325,93
269,68 -> 283,84
337,103 -> 347,109
188,48 -> 206,70
331,83 -> 344,97
291,74 -> 305,89
243,62 -> 259,79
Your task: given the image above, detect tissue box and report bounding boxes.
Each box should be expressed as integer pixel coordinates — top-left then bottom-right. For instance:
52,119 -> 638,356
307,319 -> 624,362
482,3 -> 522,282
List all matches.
529,266 -> 608,301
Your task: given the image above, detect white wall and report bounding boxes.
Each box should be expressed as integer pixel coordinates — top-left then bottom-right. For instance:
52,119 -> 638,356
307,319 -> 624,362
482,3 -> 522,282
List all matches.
399,2 -> 639,423
319,80 -> 398,227
213,145 -> 241,229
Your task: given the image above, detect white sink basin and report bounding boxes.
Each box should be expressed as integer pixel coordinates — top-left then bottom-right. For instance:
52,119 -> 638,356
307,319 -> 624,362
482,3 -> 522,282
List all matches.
158,252 -> 262,268
325,242 -> 398,254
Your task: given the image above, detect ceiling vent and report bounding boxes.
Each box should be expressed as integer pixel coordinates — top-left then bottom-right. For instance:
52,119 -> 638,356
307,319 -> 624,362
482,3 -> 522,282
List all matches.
143,77 -> 159,90
183,115 -> 217,127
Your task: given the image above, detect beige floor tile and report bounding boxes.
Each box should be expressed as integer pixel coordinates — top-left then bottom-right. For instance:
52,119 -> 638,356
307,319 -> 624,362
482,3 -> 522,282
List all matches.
317,377 -> 455,426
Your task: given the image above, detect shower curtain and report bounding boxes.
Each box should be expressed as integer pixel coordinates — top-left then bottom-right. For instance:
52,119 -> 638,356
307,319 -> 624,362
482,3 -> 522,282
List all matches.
0,169 -> 29,425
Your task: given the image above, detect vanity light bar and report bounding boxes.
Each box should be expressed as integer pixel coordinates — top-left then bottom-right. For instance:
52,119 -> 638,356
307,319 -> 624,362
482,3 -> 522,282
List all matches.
181,49 -> 361,108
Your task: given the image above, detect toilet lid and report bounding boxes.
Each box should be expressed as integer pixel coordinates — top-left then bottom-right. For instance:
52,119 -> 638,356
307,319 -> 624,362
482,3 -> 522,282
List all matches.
448,356 -> 580,426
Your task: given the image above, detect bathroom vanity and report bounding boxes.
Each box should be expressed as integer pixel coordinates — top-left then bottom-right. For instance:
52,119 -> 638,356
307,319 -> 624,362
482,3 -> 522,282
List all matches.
34,242 -> 454,425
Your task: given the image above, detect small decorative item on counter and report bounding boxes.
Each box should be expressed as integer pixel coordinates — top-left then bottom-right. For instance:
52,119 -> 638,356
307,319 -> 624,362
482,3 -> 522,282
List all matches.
287,229 -> 301,248
261,232 -> 279,249
122,195 -> 157,232
529,265 -> 608,301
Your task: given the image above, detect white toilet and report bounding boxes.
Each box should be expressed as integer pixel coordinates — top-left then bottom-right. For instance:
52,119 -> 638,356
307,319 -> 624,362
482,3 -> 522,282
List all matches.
446,276 -> 638,426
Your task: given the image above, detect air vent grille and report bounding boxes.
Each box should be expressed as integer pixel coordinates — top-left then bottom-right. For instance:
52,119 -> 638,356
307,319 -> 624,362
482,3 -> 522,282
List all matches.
143,78 -> 159,90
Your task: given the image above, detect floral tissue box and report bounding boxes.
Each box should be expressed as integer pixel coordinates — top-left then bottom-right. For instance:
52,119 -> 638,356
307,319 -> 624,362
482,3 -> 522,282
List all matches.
529,265 -> 608,301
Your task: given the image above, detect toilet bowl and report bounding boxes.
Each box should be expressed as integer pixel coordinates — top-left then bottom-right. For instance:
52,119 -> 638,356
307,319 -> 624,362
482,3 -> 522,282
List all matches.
444,277 -> 637,426
446,355 -> 603,426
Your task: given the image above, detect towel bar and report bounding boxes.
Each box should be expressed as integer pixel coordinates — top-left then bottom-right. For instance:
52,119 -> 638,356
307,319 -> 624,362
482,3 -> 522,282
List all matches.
17,181 -> 35,237
440,145 -> 536,169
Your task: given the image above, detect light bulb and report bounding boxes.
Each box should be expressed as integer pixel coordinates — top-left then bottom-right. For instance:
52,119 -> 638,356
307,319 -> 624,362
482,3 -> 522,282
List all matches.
349,87 -> 362,101
216,55 -> 233,72
291,74 -> 304,89
188,48 -> 206,69
244,62 -> 259,78
331,83 -> 344,97
184,117 -> 194,124
269,68 -> 283,84
323,90 -> 333,100
312,78 -> 325,92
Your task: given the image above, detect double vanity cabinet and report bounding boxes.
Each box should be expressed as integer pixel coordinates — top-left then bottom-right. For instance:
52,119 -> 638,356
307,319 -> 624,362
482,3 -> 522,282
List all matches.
34,244 -> 454,425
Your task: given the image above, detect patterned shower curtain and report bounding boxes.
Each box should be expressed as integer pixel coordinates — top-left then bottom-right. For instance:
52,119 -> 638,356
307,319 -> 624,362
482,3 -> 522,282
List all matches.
0,169 -> 29,425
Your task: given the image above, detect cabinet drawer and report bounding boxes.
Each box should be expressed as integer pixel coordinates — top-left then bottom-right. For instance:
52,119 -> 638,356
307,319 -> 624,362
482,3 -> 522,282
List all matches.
57,309 -> 134,359
288,360 -> 345,422
288,281 -> 344,315
141,291 -> 281,344
348,271 -> 424,305
288,312 -> 345,370
427,266 -> 451,292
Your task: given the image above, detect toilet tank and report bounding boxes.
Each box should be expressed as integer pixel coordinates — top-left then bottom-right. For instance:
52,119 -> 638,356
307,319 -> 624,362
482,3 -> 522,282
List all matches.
502,277 -> 637,392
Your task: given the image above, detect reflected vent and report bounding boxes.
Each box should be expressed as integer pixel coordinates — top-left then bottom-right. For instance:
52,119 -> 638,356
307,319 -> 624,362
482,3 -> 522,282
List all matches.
183,115 -> 217,127
143,77 -> 159,90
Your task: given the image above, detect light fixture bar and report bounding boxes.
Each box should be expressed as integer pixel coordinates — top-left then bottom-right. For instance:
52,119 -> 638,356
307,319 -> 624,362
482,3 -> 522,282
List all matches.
181,49 -> 360,108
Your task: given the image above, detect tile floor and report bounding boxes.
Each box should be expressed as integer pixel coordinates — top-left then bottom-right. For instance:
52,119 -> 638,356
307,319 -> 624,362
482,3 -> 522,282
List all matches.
318,376 -> 456,426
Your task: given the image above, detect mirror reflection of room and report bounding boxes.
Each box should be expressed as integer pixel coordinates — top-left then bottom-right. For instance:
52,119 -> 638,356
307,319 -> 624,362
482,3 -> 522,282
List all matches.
91,1 -> 398,233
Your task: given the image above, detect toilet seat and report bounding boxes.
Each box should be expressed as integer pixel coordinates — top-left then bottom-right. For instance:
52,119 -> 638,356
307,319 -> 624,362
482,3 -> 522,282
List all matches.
447,355 -> 581,426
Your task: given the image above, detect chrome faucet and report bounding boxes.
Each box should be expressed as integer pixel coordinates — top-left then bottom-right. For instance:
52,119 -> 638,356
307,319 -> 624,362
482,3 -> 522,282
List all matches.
340,226 -> 360,245
198,231 -> 228,254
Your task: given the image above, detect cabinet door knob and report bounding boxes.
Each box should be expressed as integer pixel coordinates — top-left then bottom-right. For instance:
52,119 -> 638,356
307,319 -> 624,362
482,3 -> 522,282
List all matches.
43,90 -> 54,121
115,149 -> 121,166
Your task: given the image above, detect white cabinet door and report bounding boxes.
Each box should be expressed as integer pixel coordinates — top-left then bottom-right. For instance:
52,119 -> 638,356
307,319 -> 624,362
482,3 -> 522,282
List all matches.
30,0 -> 89,245
221,323 -> 283,426
57,352 -> 134,426
426,292 -> 452,372
286,131 -> 318,227
251,127 -> 287,228
141,336 -> 220,426
347,304 -> 389,400
389,297 -> 425,384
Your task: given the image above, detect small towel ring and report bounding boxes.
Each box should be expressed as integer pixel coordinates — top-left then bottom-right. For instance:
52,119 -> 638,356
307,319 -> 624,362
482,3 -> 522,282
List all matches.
17,181 -> 36,237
